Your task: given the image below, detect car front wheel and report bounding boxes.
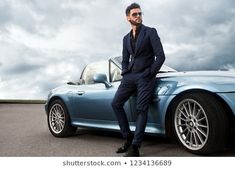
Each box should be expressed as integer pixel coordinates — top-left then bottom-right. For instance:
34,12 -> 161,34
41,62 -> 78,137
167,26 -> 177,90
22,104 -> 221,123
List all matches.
47,99 -> 76,137
172,93 -> 228,155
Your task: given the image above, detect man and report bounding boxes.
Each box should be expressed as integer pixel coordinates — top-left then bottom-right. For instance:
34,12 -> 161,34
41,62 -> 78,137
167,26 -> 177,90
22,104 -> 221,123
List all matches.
111,3 -> 165,157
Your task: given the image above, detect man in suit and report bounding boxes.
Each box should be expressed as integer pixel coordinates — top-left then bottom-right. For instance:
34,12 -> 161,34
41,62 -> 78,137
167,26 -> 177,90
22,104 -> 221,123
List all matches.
111,3 -> 165,156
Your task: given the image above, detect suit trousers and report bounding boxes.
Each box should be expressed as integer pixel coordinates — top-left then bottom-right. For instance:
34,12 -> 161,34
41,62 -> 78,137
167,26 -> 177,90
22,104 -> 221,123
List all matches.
111,71 -> 156,147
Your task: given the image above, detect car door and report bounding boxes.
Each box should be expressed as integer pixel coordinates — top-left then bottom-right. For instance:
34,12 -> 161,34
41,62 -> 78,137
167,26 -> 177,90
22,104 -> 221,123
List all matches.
73,83 -> 117,120
72,60 -> 132,121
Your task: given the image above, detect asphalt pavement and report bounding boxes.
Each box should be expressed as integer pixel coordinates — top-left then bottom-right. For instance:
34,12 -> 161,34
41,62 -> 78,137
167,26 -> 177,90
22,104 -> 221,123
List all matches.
0,103 -> 235,157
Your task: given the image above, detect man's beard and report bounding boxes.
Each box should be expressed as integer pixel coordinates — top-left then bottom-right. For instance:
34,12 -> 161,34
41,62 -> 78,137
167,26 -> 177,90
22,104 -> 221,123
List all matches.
129,19 -> 142,26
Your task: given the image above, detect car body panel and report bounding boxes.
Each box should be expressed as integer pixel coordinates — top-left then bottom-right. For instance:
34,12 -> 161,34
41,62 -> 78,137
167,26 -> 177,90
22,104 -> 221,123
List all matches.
45,57 -> 235,137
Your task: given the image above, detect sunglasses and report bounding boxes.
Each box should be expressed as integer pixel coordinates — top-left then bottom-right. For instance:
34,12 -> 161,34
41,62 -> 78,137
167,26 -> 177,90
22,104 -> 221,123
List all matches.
131,12 -> 142,17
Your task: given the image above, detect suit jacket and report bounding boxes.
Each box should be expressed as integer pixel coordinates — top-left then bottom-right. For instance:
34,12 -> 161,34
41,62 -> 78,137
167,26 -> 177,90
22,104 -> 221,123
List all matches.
121,24 -> 165,77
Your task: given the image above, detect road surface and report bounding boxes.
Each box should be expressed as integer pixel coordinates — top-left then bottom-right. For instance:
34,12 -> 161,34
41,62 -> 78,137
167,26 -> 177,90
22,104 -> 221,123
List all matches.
0,103 -> 234,157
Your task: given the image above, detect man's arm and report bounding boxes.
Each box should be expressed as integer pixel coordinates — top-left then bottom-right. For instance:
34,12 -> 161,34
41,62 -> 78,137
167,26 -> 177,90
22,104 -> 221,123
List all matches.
121,36 -> 130,75
149,28 -> 165,76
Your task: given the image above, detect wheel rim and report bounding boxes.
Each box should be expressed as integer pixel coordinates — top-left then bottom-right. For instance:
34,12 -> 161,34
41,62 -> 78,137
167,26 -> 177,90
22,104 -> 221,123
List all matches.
49,103 -> 65,134
174,99 -> 209,151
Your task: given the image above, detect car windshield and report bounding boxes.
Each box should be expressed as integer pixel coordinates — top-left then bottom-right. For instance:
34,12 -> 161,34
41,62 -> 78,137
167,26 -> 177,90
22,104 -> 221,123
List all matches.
112,56 -> 177,73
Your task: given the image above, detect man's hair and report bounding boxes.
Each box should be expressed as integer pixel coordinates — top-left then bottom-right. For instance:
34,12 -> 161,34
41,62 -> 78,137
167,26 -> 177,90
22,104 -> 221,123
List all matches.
125,3 -> 141,16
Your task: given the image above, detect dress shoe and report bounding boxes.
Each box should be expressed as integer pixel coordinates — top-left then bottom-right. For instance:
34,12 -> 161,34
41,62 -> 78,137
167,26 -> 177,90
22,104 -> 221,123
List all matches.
116,133 -> 133,153
116,140 -> 131,153
123,145 -> 140,157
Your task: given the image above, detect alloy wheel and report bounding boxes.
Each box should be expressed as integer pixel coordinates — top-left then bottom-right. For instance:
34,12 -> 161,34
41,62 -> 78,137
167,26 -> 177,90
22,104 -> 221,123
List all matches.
49,103 -> 65,134
174,99 -> 209,151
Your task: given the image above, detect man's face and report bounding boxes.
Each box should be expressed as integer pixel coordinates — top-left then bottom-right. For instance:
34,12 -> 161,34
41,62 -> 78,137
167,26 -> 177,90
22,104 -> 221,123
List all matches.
127,8 -> 142,26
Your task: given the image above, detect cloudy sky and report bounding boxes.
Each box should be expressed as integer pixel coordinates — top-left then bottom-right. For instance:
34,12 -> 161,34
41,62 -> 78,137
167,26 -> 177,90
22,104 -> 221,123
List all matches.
0,0 -> 235,99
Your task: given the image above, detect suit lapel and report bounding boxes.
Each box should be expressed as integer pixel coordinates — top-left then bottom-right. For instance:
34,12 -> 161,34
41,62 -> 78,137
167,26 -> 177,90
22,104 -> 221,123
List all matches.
135,25 -> 146,55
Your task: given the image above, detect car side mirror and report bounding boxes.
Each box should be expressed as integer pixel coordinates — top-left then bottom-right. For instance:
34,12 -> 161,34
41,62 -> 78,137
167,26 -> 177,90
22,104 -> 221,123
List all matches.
93,74 -> 112,88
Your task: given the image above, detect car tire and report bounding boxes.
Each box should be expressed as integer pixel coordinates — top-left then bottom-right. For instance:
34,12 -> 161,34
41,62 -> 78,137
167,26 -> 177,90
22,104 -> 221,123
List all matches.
172,92 -> 228,155
47,99 -> 77,137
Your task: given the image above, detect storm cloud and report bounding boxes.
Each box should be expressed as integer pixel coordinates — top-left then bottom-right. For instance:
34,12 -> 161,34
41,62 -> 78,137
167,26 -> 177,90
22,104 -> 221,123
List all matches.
0,0 -> 235,99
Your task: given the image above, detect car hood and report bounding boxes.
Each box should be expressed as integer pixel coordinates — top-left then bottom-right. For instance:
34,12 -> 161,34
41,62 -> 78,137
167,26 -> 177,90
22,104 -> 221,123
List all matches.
158,70 -> 235,79
156,70 -> 235,93
157,71 -> 235,83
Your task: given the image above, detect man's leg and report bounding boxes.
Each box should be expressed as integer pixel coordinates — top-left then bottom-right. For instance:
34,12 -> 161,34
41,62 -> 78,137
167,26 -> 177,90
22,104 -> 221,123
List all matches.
131,77 -> 156,148
133,77 -> 155,146
111,74 -> 136,153
112,80 -> 135,138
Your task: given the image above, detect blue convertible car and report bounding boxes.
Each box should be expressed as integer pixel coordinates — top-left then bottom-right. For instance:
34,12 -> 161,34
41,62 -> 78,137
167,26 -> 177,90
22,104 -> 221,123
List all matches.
45,56 -> 235,155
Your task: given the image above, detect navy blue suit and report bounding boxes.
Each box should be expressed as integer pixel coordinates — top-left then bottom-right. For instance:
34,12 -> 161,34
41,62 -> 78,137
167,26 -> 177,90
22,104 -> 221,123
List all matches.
112,24 -> 165,147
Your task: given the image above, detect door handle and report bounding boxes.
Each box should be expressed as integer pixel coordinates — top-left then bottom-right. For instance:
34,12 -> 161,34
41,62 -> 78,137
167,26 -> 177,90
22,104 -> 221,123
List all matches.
77,91 -> 85,95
